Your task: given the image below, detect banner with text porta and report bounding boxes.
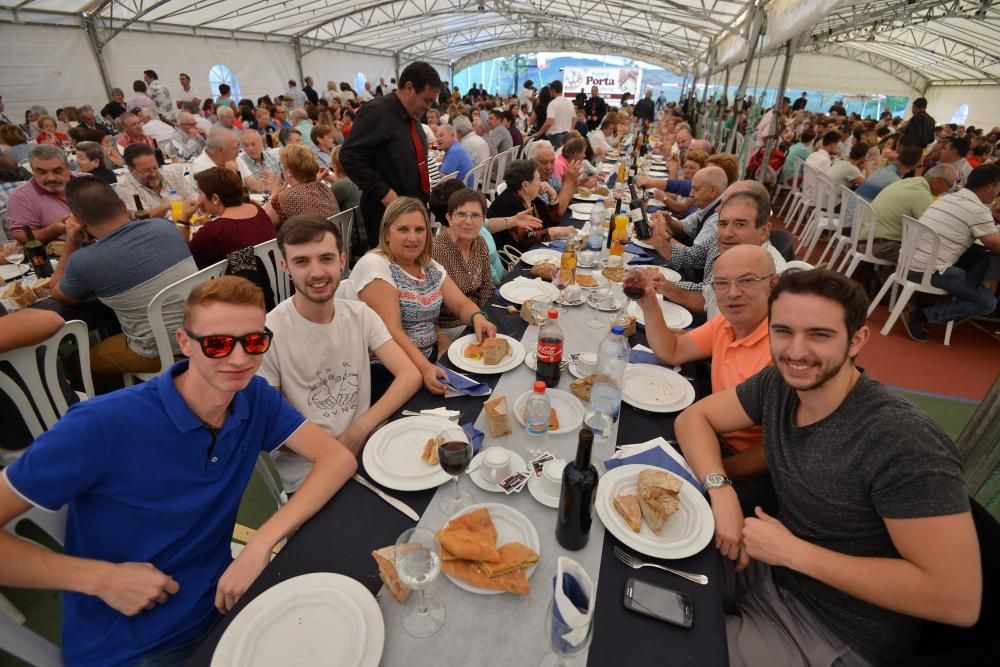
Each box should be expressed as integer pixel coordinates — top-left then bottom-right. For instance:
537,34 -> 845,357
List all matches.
562,67 -> 642,101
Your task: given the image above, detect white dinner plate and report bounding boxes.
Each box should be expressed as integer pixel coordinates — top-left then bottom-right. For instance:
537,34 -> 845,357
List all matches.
441,503 -> 540,595
647,169 -> 669,177
362,416 -> 457,491
627,299 -> 693,330
630,238 -> 655,250
511,388 -> 585,436
595,464 -> 714,560
212,573 -> 384,667
628,264 -> 682,284
575,271 -> 608,289
519,248 -> 563,266
569,202 -> 596,215
621,363 -> 695,413
468,449 -> 528,493
498,279 -> 560,305
447,333 -> 525,374
573,192 -> 600,202
571,211 -> 591,221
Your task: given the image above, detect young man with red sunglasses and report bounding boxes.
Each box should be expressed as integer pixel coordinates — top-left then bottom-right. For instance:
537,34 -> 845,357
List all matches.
0,275 -> 357,666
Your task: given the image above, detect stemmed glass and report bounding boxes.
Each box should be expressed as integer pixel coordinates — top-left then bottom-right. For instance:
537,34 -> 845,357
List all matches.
552,267 -> 569,314
2,241 -> 26,278
541,600 -> 594,667
616,267 -> 649,326
395,527 -> 445,638
437,425 -> 473,515
586,281 -> 613,329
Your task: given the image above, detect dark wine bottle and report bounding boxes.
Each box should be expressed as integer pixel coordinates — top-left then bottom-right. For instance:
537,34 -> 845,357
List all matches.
555,427 -> 598,550
133,194 -> 150,220
629,181 -> 652,240
23,228 -> 53,278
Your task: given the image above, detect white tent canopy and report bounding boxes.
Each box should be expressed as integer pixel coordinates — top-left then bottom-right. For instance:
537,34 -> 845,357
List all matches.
0,0 -> 997,122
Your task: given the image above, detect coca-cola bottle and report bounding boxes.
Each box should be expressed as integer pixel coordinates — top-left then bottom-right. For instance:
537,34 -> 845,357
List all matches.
535,309 -> 563,388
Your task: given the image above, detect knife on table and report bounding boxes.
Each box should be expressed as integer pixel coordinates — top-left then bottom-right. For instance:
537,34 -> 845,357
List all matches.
352,474 -> 420,521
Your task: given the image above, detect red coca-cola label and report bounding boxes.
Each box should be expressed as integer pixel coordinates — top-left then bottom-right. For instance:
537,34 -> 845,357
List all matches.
537,340 -> 563,363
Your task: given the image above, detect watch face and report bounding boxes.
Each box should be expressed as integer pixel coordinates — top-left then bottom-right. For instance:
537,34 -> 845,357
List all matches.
706,473 -> 726,487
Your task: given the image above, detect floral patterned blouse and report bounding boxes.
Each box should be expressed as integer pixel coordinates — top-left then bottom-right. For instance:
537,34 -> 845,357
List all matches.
432,232 -> 494,328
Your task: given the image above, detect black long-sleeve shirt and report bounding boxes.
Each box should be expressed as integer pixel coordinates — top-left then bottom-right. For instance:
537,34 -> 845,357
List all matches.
902,110 -> 936,149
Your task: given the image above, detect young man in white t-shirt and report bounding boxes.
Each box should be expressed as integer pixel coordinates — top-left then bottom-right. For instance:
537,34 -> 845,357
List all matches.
258,215 -> 422,491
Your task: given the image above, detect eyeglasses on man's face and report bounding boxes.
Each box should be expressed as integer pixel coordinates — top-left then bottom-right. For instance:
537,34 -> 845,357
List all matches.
710,274 -> 774,294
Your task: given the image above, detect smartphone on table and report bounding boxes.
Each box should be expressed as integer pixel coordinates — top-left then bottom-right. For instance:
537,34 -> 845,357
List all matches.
623,577 -> 694,628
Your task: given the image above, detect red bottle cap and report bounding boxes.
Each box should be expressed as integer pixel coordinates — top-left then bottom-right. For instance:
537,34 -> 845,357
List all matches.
548,309 -> 558,319
533,381 -> 546,393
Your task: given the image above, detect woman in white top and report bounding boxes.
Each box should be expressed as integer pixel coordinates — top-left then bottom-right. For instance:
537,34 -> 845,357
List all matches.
352,197 -> 497,394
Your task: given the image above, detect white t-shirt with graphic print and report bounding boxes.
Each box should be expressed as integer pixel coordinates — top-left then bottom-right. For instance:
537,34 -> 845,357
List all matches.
258,297 -> 392,491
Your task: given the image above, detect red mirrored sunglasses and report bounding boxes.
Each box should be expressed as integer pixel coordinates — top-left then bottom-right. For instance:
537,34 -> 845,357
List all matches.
184,328 -> 274,358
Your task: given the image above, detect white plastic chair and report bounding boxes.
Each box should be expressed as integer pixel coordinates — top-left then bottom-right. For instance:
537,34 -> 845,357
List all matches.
786,162 -> 820,235
867,215 -> 955,345
797,171 -> 840,263
815,185 -> 859,269
776,156 -> 805,219
1,506 -> 66,667
122,259 -> 228,386
0,208 -> 8,243
435,171 -> 458,187
837,193 -> 896,279
464,159 -> 490,192
252,239 -> 291,307
0,320 -> 94,463
327,207 -> 356,266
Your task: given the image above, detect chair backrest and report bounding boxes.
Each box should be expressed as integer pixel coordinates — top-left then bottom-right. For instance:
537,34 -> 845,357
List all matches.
1,506 -> 66,667
161,163 -> 187,180
801,163 -> 820,201
814,172 -> 838,215
837,185 -> 859,235
0,320 -> 94,439
464,158 -> 490,191
788,156 -> 805,191
436,171 -> 458,186
327,207 -> 356,264
898,215 -> 943,289
252,238 -> 292,307
783,260 -> 814,271
495,181 -> 507,196
146,259 -> 228,373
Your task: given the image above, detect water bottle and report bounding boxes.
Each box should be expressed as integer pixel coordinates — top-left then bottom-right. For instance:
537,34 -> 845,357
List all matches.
587,199 -> 605,251
585,325 -> 629,442
524,380 -> 551,458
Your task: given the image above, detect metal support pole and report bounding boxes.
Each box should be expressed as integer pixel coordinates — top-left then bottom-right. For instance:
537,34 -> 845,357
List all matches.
293,36 -> 305,87
678,71 -> 688,103
83,15 -> 113,99
394,52 -> 401,81
758,37 -> 797,184
726,4 -> 764,153
513,54 -> 519,94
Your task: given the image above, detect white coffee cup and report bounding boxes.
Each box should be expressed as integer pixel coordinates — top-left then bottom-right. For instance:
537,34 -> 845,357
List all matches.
563,285 -> 582,303
576,352 -> 597,375
482,447 -> 512,483
540,459 -> 566,497
578,249 -> 597,267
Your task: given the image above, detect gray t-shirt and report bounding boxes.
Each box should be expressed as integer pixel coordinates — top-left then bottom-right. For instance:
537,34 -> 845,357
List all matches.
735,366 -> 968,665
60,218 -> 196,357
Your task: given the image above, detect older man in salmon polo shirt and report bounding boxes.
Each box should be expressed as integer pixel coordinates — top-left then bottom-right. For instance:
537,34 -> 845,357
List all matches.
5,144 -> 72,244
636,243 -> 778,515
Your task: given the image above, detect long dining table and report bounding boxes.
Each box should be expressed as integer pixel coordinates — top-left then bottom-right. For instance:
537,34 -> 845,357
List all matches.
189,189 -> 728,666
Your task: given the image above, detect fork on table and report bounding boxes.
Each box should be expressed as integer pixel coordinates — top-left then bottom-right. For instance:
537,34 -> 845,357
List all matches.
613,546 -> 709,585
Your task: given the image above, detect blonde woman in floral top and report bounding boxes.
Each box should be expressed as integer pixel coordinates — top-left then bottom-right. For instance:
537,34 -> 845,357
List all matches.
354,197 -> 497,395
432,189 -> 495,337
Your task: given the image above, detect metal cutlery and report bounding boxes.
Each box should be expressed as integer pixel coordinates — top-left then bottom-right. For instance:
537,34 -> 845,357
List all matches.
490,303 -> 519,314
613,546 -> 708,585
352,474 -> 420,521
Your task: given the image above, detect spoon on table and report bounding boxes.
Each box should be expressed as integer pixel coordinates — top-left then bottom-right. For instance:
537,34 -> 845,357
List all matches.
490,303 -> 519,315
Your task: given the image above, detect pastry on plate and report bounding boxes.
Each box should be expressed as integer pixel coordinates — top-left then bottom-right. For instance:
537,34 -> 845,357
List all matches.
482,337 -> 510,365
372,544 -> 418,602
531,262 -> 556,281
575,273 -> 597,288
440,557 -> 530,595
570,375 -> 595,403
637,469 -> 682,534
613,494 -> 642,533
477,542 -> 539,578
464,342 -> 484,359
436,527 -> 501,563
602,264 -> 625,283
422,435 -> 444,465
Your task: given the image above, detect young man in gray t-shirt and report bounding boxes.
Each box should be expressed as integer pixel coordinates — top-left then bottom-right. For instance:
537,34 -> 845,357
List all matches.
676,269 -> 980,666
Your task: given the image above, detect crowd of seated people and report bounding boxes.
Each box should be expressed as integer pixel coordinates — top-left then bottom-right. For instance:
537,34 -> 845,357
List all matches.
0,66 -> 995,667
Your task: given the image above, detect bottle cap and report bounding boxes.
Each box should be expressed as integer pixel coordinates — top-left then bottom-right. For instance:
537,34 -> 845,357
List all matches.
548,309 -> 558,319
611,325 -> 625,335
533,381 -> 546,393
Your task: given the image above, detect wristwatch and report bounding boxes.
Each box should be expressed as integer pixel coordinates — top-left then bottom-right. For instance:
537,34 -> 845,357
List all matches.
703,472 -> 733,490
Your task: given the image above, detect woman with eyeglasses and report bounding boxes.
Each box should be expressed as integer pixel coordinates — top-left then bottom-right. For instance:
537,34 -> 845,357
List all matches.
353,197 -> 497,395
431,188 -> 495,340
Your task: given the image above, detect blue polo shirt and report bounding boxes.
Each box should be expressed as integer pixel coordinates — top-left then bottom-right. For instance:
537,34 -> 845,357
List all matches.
4,360 -> 305,667
440,141 -> 473,182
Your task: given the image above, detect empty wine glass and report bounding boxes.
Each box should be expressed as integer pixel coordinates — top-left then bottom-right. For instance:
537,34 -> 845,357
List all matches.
586,281 -> 613,329
437,425 -> 473,515
395,527 -> 445,638
541,600 -> 594,667
2,241 -> 25,277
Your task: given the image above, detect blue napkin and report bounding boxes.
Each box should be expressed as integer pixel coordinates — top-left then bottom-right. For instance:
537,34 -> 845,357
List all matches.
628,349 -> 659,365
626,253 -> 658,265
462,423 -> 484,455
549,557 -> 594,654
604,445 -> 703,492
434,363 -> 492,397
624,243 -> 650,257
545,240 -> 567,251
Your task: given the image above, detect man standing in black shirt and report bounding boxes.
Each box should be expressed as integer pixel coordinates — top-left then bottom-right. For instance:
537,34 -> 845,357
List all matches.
340,62 -> 441,246
791,91 -> 808,112
634,89 -> 656,125
902,96 -> 936,149
585,85 -> 606,130
302,77 -> 320,106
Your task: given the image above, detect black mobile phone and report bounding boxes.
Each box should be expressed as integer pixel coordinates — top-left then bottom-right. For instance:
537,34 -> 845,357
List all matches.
623,577 -> 694,628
